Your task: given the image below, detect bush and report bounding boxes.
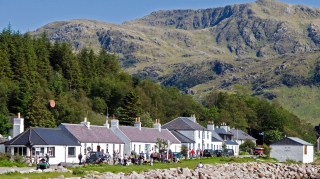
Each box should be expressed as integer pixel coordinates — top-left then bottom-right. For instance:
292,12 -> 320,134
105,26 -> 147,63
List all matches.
72,169 -> 85,175
0,153 -> 11,161
262,144 -> 270,157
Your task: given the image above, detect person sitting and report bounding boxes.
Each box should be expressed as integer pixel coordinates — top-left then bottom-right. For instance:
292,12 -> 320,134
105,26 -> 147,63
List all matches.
197,162 -> 203,168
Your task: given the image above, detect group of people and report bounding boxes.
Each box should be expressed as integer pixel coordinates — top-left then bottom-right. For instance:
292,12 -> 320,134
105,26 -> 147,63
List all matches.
34,153 -> 50,164
189,148 -> 203,158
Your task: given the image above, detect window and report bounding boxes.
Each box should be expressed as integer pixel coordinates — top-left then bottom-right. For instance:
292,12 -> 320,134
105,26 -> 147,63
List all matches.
134,144 -> 136,152
198,131 -> 200,139
139,145 -> 141,153
304,145 -> 307,155
68,147 -> 76,157
47,147 -> 55,157
207,144 -> 209,149
14,147 -> 27,156
207,132 -> 209,139
106,144 -> 109,153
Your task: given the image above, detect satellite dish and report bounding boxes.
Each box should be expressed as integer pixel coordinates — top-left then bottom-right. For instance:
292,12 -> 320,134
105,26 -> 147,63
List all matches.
87,147 -> 91,152
49,100 -> 55,108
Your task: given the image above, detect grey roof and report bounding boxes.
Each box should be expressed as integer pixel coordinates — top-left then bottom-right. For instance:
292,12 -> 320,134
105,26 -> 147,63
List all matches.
271,137 -> 313,146
214,128 -> 233,136
60,123 -> 123,144
211,131 -> 223,142
119,126 -> 180,144
5,128 -> 80,146
170,130 -> 195,143
225,140 -> 238,145
162,117 -> 207,131
229,129 -> 256,141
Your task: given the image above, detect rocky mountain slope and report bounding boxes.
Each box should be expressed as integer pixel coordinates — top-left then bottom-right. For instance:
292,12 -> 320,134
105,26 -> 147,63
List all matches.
31,0 -> 320,124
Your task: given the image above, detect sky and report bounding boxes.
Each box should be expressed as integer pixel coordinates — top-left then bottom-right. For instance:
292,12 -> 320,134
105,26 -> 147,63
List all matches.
1,0 -> 320,33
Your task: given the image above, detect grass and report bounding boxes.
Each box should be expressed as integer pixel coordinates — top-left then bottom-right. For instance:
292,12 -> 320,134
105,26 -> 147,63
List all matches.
0,156 -> 277,179
0,171 -> 81,179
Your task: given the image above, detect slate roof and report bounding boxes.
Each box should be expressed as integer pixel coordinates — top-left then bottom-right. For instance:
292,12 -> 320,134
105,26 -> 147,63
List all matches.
225,140 -> 238,145
271,137 -> 313,146
211,131 -> 224,142
170,130 -> 195,143
229,129 -> 256,141
214,128 -> 233,136
5,128 -> 80,146
162,117 -> 207,131
119,126 -> 180,144
60,123 -> 123,144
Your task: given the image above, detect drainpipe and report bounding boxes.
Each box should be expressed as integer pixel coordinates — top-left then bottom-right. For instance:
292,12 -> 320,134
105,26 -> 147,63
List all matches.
65,146 -> 67,163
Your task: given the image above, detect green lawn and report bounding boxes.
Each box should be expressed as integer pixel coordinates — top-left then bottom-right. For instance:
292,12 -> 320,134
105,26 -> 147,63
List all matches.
0,157 -> 273,179
0,171 -> 82,179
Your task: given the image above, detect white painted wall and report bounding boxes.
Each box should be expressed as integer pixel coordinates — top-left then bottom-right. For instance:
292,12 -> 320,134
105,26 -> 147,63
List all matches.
270,145 -> 314,163
80,143 -> 124,160
178,130 -> 212,151
211,142 -> 223,150
226,144 -> 239,156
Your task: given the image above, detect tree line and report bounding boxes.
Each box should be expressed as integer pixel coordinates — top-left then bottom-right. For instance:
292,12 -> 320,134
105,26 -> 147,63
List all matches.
0,27 -> 316,145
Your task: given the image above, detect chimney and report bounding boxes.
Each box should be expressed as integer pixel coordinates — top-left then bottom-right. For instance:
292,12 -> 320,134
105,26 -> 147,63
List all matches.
189,114 -> 196,123
207,121 -> 215,131
110,116 -> 119,128
154,119 -> 161,132
104,119 -> 110,128
134,117 -> 141,130
13,112 -> 24,138
220,122 -> 229,132
81,117 -> 90,129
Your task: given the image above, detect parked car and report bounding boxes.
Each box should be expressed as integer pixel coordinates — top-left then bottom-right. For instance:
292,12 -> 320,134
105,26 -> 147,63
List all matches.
214,150 -> 224,157
172,152 -> 182,159
254,147 -> 264,156
203,149 -> 215,157
37,158 -> 50,170
224,149 -> 234,156
86,151 -> 108,164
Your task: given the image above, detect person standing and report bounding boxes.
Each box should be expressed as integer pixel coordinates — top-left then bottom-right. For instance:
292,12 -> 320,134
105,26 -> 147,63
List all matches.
123,154 -> 128,166
45,154 -> 49,163
78,153 -> 83,165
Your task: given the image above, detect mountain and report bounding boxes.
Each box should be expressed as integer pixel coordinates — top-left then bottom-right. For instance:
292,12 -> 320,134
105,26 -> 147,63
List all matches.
31,0 -> 320,124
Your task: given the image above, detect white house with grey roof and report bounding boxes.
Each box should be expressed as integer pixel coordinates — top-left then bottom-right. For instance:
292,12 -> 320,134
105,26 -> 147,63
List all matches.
270,137 -> 314,163
59,117 -> 124,159
208,123 -> 241,156
229,128 -> 256,145
162,115 -> 220,157
110,117 -> 181,158
4,127 -> 81,165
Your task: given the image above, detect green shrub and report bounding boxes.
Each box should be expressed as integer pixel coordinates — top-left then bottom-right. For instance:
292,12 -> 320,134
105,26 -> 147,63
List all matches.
72,169 -> 85,175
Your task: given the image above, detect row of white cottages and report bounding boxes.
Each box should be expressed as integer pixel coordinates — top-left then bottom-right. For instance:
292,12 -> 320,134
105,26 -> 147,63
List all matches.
0,114 -> 256,165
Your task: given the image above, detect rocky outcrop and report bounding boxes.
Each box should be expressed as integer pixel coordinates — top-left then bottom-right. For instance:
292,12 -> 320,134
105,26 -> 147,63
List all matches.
79,162 -> 320,179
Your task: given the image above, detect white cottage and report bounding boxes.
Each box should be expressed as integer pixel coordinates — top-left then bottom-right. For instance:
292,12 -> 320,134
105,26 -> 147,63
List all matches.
270,137 -> 314,163
111,118 -> 181,159
4,127 -> 81,165
162,115 -> 212,153
59,118 -> 124,159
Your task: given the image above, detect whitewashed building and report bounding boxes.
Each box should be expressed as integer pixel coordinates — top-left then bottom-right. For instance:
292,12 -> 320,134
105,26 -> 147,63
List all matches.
4,127 -> 81,165
162,115 -> 213,153
59,118 -> 124,159
229,128 -> 256,145
270,137 -> 314,163
111,118 -> 181,159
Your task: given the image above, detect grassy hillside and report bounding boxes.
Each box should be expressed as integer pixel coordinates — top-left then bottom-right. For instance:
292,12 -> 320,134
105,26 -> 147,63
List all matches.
30,0 -> 320,125
271,86 -> 320,125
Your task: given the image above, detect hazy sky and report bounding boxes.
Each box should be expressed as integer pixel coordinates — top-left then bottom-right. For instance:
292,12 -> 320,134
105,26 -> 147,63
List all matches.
1,0 -> 319,33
